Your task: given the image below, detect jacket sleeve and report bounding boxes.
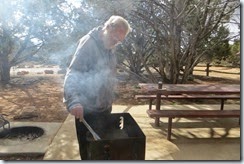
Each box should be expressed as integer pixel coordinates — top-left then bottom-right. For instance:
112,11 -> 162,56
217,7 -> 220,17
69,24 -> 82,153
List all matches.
63,39 -> 93,111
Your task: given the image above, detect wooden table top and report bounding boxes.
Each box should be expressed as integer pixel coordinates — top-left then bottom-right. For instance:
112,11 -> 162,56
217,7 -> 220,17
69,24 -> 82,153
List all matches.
138,83 -> 240,95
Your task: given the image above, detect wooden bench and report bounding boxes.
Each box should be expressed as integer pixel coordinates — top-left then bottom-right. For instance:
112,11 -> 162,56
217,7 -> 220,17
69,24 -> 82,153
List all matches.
147,109 -> 240,140
135,94 -> 240,110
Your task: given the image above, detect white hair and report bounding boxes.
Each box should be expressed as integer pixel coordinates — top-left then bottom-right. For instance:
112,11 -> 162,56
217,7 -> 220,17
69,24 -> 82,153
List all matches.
104,15 -> 132,36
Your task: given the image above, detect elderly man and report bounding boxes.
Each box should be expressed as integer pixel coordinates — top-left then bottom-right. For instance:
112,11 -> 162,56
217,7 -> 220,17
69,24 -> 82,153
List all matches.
63,15 -> 131,160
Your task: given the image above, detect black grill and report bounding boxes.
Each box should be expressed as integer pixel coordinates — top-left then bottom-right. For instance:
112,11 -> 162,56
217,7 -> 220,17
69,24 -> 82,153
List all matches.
84,113 -> 146,160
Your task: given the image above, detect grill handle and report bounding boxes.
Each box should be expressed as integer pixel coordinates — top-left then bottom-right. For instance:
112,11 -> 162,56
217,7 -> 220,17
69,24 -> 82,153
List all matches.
81,118 -> 101,140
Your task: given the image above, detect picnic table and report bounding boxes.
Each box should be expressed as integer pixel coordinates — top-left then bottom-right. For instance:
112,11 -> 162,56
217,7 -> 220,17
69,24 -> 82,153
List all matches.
138,83 -> 240,94
135,82 -> 240,140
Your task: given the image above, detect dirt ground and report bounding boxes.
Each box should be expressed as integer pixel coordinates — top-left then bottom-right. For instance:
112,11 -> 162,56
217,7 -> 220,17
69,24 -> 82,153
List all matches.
0,65 -> 240,123
0,65 -> 240,160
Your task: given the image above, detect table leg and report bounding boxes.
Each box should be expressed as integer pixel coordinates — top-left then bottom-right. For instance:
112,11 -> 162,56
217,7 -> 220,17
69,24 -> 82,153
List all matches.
220,99 -> 225,110
167,117 -> 172,140
149,99 -> 153,110
155,81 -> 163,127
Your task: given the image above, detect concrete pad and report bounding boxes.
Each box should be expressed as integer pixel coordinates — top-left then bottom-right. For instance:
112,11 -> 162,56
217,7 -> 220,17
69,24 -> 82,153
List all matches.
171,140 -> 240,160
43,115 -> 80,160
0,122 -> 61,155
43,104 -> 240,160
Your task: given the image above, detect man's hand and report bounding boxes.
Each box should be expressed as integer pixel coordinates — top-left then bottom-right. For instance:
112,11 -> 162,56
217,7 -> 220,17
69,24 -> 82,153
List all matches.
70,105 -> 84,120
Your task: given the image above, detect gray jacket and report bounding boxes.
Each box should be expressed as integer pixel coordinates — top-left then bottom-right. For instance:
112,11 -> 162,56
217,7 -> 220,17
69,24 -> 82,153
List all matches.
63,27 -> 117,113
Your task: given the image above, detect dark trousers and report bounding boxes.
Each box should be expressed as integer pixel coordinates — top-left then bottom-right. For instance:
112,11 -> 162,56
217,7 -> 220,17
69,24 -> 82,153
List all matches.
75,108 -> 112,160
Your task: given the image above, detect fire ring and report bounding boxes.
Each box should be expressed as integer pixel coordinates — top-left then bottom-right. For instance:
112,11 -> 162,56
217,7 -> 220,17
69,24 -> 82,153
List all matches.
0,126 -> 44,146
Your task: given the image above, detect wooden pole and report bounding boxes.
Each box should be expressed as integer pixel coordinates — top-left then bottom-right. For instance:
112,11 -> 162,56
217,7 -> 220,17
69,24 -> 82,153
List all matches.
155,81 -> 162,126
206,63 -> 210,76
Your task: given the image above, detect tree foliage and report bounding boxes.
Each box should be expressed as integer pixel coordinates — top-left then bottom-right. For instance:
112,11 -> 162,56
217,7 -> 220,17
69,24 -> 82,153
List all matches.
0,0 -> 240,84
129,0 -> 240,83
0,0 -> 93,83
228,39 -> 240,66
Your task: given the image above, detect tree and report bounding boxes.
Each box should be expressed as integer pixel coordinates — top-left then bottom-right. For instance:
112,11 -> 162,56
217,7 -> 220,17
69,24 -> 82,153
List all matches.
84,0 -> 239,83
132,0 -> 240,83
0,28 -> 13,83
0,0 -> 240,84
229,39 -> 240,66
0,0 -> 93,84
204,26 -> 231,64
116,16 -> 157,82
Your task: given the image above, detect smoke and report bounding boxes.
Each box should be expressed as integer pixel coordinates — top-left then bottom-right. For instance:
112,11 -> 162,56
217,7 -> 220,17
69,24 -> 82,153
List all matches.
0,1 -> 14,24
48,42 -> 77,66
1,0 -> 127,100
0,0 -> 84,66
1,0 -> 139,68
64,56 -> 118,111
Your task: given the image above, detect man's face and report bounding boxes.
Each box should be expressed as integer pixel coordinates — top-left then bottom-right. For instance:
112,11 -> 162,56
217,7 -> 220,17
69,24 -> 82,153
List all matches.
103,25 -> 127,49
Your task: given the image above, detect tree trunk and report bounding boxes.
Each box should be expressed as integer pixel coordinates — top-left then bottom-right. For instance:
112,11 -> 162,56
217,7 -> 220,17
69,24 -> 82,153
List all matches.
0,56 -> 11,84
